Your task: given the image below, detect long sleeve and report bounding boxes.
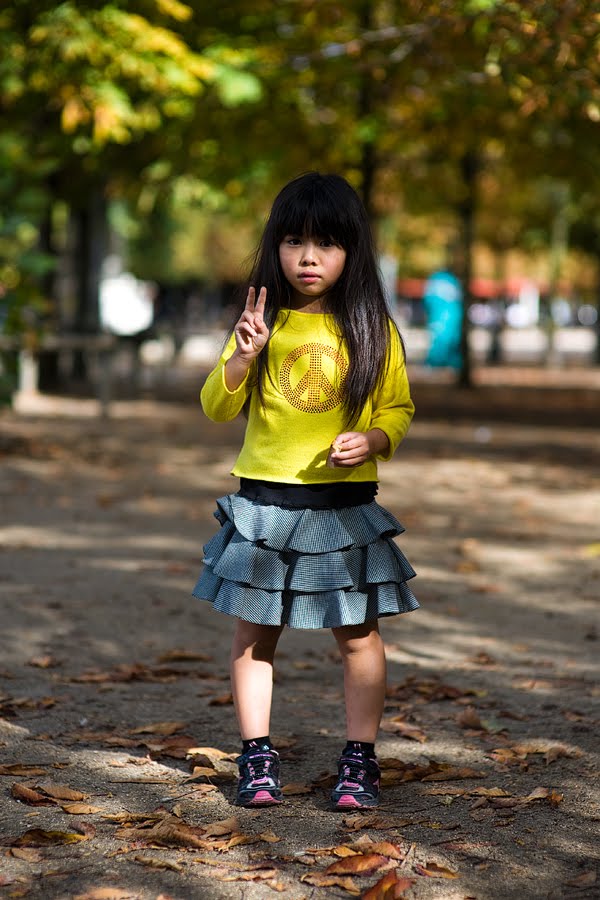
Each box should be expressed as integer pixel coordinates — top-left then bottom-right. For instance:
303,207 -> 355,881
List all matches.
369,325 -> 415,461
200,333 -> 256,422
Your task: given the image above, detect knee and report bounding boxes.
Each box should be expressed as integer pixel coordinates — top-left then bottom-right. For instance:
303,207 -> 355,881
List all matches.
232,620 -> 282,661
333,621 -> 382,658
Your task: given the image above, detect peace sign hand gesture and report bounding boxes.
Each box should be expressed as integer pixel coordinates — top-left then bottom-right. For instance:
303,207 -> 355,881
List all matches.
234,286 -> 269,362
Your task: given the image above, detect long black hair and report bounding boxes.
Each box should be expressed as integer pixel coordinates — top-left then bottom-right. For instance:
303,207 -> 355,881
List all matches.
241,172 -> 404,426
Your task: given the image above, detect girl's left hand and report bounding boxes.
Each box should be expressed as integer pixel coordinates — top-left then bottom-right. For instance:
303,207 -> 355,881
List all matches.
328,429 -> 390,467
328,432 -> 372,467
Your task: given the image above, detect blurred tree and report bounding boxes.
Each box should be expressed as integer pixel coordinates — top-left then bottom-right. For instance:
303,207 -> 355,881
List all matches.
168,0 -> 600,379
2,0 -> 600,393
0,0 -> 261,381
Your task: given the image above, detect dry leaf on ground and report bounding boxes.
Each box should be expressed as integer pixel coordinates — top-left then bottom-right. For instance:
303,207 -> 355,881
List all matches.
61,802 -> 102,814
301,872 -> 360,894
414,861 -> 460,878
11,783 -> 55,806
129,721 -> 187,736
13,827 -> 94,847
325,854 -> 393,876
132,855 -> 184,872
281,782 -> 314,795
361,871 -> 416,899
0,764 -> 48,777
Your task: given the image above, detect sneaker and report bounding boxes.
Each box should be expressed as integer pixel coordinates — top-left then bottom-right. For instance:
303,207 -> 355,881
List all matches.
331,750 -> 381,809
235,745 -> 283,807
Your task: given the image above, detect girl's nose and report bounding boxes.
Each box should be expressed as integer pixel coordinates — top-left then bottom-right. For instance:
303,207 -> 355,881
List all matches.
300,242 -> 318,265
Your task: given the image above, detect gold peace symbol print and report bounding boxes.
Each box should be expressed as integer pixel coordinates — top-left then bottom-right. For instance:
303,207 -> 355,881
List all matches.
279,342 -> 348,413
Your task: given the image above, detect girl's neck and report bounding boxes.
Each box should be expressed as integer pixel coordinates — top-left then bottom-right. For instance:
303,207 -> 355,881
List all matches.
288,293 -> 326,314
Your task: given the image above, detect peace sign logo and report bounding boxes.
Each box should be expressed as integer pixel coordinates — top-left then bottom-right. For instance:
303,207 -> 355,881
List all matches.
279,342 -> 348,413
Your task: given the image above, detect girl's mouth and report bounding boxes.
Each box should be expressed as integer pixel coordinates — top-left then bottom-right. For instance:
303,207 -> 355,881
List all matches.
299,273 -> 320,282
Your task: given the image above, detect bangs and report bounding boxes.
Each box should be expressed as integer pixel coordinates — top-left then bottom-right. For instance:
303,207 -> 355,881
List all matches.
269,175 -> 360,248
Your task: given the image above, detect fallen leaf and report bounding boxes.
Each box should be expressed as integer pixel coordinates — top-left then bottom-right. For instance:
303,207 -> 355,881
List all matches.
361,871 -> 416,899
380,718 -> 427,742
281,782 -> 313,795
129,722 -> 187,736
188,783 -> 218,795
524,787 -> 554,802
208,693 -> 234,706
258,830 -> 282,843
469,652 -> 497,666
143,735 -> 198,759
332,846 -> 361,858
471,787 -> 511,797
61,802 -> 102,815
301,872 -> 360,894
11,783 -> 55,806
13,828 -> 92,847
9,848 -> 43,862
513,740 -> 583,765
28,655 -> 60,668
187,757 -> 237,782
118,815 -> 207,849
186,746 -> 234,760
325,854 -> 390,876
0,765 -> 48,777
34,782 -> 87,802
456,707 -> 484,730
342,814 -> 406,832
415,861 -> 460,878
379,758 -> 485,785
203,817 -> 239,837
132,855 -> 183,872
104,811 -> 165,824
353,841 -> 405,860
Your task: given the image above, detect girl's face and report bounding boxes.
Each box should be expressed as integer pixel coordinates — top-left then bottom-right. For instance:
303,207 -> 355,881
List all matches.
279,234 -> 346,310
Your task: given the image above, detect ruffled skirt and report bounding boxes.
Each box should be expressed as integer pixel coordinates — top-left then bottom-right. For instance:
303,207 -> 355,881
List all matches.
192,492 -> 418,629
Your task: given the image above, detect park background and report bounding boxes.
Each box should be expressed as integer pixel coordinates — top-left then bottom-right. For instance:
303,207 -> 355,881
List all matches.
1,0 -> 600,396
1,3 -> 599,900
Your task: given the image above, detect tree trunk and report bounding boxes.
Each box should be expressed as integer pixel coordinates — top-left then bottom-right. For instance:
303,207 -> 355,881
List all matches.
456,149 -> 479,388
357,1 -> 376,222
71,187 -> 108,380
37,199 -> 61,391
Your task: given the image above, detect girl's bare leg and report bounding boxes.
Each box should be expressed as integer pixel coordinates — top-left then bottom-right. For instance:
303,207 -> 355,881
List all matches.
230,619 -> 284,739
332,620 -> 386,742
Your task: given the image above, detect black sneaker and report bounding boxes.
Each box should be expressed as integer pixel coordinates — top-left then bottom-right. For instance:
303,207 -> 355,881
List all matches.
331,750 -> 381,809
235,745 -> 283,807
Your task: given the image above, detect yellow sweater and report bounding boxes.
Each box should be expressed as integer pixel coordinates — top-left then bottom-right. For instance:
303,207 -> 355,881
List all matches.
201,309 -> 414,484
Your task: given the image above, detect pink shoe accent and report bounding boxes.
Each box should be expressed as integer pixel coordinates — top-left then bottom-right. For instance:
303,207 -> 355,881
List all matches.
249,790 -> 282,805
335,794 -> 363,808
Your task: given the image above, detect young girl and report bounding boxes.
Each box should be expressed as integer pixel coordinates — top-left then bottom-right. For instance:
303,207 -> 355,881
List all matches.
193,172 -> 418,810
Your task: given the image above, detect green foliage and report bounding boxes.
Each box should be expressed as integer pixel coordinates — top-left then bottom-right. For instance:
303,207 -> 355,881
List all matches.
0,0 -> 263,343
2,0 -> 600,363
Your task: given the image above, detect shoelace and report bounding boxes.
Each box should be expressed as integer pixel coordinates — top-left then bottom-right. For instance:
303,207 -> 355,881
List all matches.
244,753 -> 274,782
339,757 -> 367,784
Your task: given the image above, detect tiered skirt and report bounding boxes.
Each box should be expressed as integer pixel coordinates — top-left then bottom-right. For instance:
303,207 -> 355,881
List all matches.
192,492 -> 418,629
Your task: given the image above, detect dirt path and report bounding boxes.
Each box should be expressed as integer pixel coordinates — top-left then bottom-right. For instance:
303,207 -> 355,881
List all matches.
0,394 -> 599,900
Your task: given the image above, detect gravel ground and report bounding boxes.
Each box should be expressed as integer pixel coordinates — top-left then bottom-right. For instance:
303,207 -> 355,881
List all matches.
0,382 -> 599,900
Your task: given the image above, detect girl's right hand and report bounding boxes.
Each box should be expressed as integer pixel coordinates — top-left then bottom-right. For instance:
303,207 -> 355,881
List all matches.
234,286 -> 269,361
